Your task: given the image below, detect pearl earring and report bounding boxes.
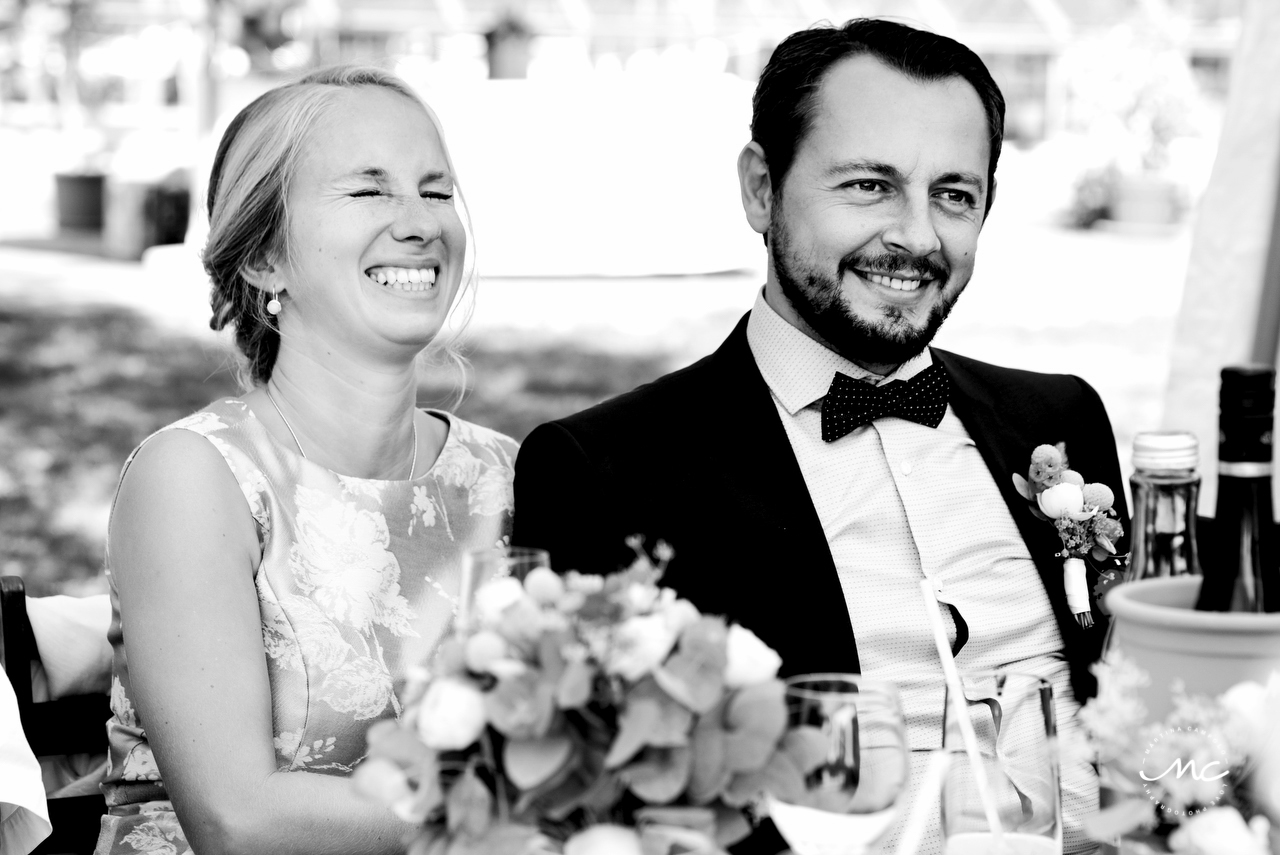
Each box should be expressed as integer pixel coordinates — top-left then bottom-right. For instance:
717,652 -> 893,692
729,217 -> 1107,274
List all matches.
267,290 -> 282,315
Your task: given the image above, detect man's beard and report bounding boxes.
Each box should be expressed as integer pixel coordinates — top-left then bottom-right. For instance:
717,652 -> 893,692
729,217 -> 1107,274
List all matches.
770,212 -> 964,369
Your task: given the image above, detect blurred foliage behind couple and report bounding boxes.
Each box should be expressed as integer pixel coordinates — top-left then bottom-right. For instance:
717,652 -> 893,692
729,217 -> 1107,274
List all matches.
0,297 -> 670,595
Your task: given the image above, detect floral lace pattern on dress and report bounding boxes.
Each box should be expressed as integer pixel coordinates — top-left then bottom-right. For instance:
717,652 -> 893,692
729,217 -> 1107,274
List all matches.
95,399 -> 516,855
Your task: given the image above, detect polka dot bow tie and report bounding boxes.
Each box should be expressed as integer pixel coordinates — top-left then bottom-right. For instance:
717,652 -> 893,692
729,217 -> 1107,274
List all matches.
821,362 -> 950,441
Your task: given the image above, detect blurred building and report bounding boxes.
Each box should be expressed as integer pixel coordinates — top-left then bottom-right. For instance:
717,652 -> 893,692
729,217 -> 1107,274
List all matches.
0,0 -> 1245,138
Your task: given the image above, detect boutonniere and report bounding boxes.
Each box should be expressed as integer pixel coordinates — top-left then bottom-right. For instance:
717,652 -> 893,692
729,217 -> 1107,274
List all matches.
1012,443 -> 1126,628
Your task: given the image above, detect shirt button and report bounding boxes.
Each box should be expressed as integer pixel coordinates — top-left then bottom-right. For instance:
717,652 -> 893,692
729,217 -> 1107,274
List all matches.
900,460 -> 913,476
935,584 -> 945,598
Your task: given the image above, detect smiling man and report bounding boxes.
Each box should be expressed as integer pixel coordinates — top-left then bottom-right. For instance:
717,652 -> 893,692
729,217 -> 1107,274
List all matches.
515,18 -> 1125,855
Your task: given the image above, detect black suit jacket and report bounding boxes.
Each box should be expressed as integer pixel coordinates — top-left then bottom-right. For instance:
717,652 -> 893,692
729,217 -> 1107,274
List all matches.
514,313 -> 1129,705
513,314 -> 1128,855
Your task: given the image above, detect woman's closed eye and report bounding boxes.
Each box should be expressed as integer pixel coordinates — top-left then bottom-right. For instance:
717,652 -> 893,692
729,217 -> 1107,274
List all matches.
350,189 -> 454,201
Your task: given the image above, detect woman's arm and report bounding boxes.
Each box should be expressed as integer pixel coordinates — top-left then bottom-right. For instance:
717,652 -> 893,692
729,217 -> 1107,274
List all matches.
110,430 -> 416,855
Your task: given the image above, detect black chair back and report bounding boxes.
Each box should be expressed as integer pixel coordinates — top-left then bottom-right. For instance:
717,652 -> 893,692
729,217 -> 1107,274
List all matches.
0,576 -> 110,855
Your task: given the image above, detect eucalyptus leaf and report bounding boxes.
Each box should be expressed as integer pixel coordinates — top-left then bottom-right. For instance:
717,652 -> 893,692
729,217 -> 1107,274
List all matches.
688,722 -> 730,804
557,660 -> 595,709
623,746 -> 693,804
779,726 -> 828,776
445,767 -> 493,838
605,679 -> 693,768
1012,472 -> 1033,500
444,823 -> 551,855
504,735 -> 575,790
712,803 -> 753,848
723,750 -> 803,807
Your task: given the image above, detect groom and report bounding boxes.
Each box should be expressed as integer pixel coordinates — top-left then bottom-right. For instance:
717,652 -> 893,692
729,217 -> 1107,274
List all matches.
514,18 -> 1125,853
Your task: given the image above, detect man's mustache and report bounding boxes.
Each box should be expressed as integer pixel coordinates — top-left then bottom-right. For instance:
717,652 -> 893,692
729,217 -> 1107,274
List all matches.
839,252 -> 950,281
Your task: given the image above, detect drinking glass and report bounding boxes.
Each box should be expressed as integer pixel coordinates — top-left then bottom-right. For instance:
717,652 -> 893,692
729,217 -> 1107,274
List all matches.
767,674 -> 909,855
458,546 -> 551,628
941,670 -> 1061,855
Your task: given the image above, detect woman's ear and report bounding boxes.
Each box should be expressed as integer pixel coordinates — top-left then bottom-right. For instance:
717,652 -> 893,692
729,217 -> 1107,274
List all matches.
240,255 -> 280,295
737,141 -> 774,237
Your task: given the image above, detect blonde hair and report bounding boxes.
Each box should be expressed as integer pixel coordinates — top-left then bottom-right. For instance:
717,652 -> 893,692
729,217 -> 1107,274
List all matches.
203,64 -> 476,401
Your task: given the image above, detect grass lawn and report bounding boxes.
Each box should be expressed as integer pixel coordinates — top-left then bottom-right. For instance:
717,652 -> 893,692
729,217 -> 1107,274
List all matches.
0,298 -> 672,595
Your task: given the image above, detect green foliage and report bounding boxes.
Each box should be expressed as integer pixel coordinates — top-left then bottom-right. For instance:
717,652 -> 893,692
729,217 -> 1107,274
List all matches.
0,299 -> 671,594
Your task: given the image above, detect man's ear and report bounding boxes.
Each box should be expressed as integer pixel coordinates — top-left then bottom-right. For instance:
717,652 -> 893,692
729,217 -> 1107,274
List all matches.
737,141 -> 774,237
981,177 -> 997,229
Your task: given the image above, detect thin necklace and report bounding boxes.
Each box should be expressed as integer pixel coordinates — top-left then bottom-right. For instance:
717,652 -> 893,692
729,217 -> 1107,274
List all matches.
264,386 -> 418,479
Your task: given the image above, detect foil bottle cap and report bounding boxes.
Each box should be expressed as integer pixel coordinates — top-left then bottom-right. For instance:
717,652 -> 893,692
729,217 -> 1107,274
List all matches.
1132,431 -> 1199,472
1220,364 -> 1276,414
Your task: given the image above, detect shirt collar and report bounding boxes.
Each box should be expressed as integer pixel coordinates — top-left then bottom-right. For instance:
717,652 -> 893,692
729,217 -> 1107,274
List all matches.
746,288 -> 934,415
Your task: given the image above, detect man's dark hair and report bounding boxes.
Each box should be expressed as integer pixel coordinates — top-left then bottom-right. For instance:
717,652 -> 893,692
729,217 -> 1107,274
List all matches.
751,18 -> 1006,216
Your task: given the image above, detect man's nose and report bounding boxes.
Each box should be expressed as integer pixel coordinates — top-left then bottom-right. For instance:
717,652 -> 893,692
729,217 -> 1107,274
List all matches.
389,196 -> 445,244
881,195 -> 942,258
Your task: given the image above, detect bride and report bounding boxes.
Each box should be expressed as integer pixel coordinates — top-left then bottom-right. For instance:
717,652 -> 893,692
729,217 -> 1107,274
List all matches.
95,65 -> 516,855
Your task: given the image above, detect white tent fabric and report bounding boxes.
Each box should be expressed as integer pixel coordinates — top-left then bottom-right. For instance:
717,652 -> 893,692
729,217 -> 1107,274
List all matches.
1162,0 -> 1280,513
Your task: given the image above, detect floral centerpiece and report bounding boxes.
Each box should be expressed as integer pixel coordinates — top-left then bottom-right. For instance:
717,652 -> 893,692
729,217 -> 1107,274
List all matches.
1012,442 -> 1126,627
1078,651 -> 1280,855
353,541 -> 826,855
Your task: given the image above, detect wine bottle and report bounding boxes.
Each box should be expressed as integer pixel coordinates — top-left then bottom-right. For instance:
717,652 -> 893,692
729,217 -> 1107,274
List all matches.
1196,365 -> 1279,612
1127,431 -> 1202,582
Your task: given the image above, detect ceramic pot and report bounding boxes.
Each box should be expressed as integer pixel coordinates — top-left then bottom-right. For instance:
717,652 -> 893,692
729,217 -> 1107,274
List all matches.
1105,576 -> 1280,720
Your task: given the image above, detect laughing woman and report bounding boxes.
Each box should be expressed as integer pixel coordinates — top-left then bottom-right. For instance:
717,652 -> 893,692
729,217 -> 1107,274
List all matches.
95,67 -> 516,855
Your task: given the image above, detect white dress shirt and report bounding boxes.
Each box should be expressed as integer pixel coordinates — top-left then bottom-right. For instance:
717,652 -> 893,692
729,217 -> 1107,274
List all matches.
746,290 -> 1097,854
1,669 -> 51,855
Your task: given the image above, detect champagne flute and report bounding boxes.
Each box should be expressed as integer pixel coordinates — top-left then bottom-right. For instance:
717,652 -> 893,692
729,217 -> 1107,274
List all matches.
768,674 -> 909,855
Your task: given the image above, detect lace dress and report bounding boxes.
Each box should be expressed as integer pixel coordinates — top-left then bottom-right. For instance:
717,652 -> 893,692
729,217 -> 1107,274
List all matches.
93,398 -> 517,855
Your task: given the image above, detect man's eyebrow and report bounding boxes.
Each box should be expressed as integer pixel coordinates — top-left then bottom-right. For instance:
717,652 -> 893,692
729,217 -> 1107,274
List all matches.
936,171 -> 986,191
825,160 -> 905,181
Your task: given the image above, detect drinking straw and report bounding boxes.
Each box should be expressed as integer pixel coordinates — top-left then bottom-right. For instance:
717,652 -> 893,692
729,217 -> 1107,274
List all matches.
918,579 -> 1007,852
895,749 -> 950,855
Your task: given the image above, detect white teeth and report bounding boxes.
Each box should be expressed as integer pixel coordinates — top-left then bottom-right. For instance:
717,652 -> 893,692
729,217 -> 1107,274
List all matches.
366,266 -> 438,292
863,272 -> 923,291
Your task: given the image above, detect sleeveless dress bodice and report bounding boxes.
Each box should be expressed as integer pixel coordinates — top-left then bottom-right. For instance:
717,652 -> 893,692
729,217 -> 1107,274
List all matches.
94,398 -> 517,855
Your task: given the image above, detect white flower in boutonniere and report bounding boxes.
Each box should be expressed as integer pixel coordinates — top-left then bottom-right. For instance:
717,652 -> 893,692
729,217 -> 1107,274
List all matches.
1013,443 -> 1127,629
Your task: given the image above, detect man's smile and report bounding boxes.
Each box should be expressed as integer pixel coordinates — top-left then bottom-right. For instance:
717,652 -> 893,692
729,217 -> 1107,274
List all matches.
848,268 -> 940,295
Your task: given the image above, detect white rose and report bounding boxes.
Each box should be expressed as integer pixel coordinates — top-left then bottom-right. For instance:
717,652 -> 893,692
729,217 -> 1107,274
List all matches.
415,677 -> 487,750
724,625 -> 782,688
564,825 -> 645,855
661,596 -> 702,636
1167,807 -> 1270,855
1038,483 -> 1085,519
474,576 -> 528,625
1220,679 -> 1270,752
607,614 -> 678,681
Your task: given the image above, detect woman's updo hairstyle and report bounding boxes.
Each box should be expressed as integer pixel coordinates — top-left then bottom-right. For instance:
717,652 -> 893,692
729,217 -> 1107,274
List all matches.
204,65 -> 467,389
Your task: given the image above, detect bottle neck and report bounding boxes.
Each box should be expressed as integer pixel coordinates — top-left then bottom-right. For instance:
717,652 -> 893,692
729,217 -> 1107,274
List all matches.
1218,460 -> 1273,478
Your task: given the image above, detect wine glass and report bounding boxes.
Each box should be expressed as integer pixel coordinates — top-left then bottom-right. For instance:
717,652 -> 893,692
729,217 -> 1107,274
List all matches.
941,670 -> 1061,855
458,546 -> 551,629
768,674 -> 909,855
464,545 -> 551,583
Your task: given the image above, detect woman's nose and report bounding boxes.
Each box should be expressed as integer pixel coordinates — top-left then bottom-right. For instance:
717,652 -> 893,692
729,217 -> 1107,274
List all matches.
389,197 -> 445,244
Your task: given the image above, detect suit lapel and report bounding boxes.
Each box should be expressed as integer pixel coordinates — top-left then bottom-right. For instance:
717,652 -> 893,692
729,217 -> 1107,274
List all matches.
699,316 -> 860,675
932,349 -> 1073,617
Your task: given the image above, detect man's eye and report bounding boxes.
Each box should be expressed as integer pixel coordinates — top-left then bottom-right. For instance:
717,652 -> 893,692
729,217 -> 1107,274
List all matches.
351,189 -> 383,198
423,191 -> 455,201
937,190 -> 975,206
847,180 -> 882,193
